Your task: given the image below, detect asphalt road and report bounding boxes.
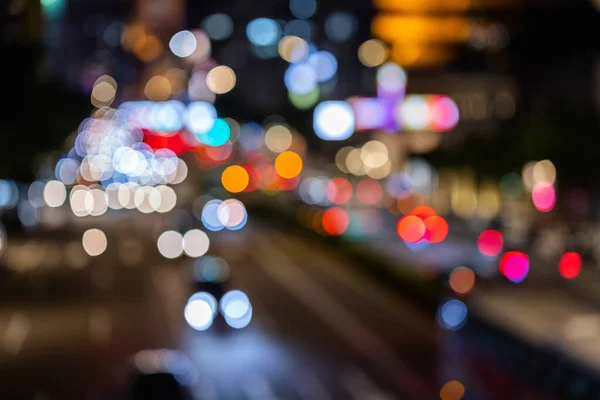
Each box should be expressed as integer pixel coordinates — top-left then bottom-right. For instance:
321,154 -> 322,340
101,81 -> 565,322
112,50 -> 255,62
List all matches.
0,216 -> 556,400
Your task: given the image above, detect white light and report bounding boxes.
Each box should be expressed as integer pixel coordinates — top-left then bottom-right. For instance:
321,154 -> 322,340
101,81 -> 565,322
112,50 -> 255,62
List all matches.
377,63 -> 407,94
43,180 -> 66,208
105,183 -> 122,210
185,298 -> 215,331
70,186 -> 94,217
217,199 -> 247,230
183,229 -> 210,258
90,188 -> 108,216
82,228 -> 107,257
157,230 -> 184,259
398,96 -> 431,130
170,30 -> 197,58
186,102 -> 216,134
313,101 -> 355,141
155,185 -> 177,213
220,290 -> 253,329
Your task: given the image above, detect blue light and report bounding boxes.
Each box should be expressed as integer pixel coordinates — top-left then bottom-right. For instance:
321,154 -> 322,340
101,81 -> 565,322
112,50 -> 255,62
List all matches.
201,200 -> 225,231
198,118 -> 230,147
308,51 -> 337,82
238,122 -> 264,151
202,14 -> 234,41
284,64 -> 317,95
324,12 -> 356,42
284,20 -> 313,41
246,18 -> 280,46
438,299 -> 468,331
290,0 -> 318,19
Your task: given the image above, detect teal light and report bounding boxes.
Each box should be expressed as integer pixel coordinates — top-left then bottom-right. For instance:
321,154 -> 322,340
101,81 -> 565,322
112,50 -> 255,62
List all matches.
198,118 -> 230,147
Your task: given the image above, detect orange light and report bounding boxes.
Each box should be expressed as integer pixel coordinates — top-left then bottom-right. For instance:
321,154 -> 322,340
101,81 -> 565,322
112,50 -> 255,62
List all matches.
221,165 -> 249,193
449,267 -> 475,295
372,15 -> 471,43
440,380 -> 465,400
410,205 -> 437,219
322,207 -> 350,236
274,151 -> 303,179
424,216 -> 448,243
397,215 -> 426,243
397,190 -> 424,214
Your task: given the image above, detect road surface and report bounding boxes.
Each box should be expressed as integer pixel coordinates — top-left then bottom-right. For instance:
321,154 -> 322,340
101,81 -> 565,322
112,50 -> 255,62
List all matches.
0,217 -> 555,399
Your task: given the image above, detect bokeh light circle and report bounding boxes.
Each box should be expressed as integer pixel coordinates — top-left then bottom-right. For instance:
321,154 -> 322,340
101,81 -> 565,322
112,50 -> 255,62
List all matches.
275,151 -> 303,179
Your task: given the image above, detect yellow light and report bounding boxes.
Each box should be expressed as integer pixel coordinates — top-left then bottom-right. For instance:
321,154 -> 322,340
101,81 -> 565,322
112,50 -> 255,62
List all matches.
278,35 -> 308,63
275,151 -> 303,179
206,66 -> 236,95
265,125 -> 293,153
133,33 -> 163,62
221,166 -> 249,193
144,76 -> 172,101
358,39 -> 389,67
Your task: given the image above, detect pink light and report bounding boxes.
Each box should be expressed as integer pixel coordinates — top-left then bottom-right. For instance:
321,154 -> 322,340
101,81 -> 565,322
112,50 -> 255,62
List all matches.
532,183 -> 556,212
431,96 -> 459,131
500,251 -> 529,283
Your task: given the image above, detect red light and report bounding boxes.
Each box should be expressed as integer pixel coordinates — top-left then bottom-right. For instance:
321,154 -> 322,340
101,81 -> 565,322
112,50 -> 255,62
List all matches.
559,252 -> 581,279
478,230 -> 503,257
326,178 -> 353,205
143,129 -> 188,155
409,205 -> 437,219
356,178 -> 383,205
322,207 -> 349,236
275,174 -> 300,191
424,216 -> 448,243
397,215 -> 426,243
500,251 -> 529,283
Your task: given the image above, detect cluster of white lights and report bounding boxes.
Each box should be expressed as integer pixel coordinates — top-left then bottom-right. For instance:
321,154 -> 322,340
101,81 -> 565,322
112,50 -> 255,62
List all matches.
157,229 -> 210,259
184,290 -> 253,331
69,184 -> 177,216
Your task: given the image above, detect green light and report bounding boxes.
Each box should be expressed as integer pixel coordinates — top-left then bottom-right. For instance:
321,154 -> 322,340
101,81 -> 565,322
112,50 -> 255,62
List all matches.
288,87 -> 319,110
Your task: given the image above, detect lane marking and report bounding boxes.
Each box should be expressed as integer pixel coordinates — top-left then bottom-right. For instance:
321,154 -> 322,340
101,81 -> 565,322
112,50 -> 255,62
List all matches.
267,230 -> 435,341
252,233 -> 433,398
2,313 -> 31,356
